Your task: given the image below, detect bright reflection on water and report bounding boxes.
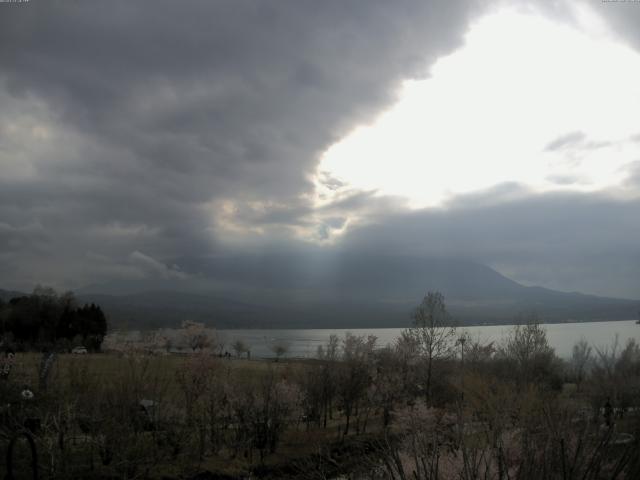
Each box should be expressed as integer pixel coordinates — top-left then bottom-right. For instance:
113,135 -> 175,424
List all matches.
220,320 -> 640,359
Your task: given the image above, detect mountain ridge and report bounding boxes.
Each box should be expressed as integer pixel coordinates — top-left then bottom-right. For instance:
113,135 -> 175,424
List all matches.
2,256 -> 638,328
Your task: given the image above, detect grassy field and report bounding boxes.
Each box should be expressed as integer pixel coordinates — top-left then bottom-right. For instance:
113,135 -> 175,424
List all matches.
10,352 -> 292,391
2,352 -> 366,479
2,335 -> 639,479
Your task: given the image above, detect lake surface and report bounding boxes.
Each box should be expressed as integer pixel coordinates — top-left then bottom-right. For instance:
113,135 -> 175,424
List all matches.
219,320 -> 640,359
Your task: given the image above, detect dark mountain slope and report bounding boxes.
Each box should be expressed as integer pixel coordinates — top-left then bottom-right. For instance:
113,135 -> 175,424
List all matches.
71,256 -> 639,328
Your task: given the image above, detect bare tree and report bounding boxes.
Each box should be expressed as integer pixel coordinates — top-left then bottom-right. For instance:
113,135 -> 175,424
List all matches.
500,312 -> 554,384
315,334 -> 340,428
571,337 -> 592,391
590,336 -> 640,419
180,320 -> 216,352
615,338 -> 640,416
371,346 -> 404,428
231,338 -> 249,358
317,334 -> 339,361
269,339 -> 290,361
463,336 -> 496,366
336,333 -> 376,435
406,291 -> 456,402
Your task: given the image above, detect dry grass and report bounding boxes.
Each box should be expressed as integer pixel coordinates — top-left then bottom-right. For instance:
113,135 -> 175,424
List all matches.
10,351 -> 291,389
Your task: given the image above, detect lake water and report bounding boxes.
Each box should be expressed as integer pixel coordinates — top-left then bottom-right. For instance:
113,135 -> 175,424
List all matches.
219,320 -> 640,359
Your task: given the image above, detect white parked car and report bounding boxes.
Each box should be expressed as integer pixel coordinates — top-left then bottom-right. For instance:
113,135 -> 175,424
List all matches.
71,346 -> 88,355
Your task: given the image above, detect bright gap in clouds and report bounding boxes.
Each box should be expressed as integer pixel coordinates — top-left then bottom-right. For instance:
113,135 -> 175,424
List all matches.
316,7 -> 640,209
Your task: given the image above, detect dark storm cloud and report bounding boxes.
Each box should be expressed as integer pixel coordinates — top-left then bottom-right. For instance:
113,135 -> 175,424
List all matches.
0,0 -> 480,289
0,0 -> 477,200
0,222 -> 49,255
2,0 -> 639,302
337,187 -> 640,299
166,179 -> 640,300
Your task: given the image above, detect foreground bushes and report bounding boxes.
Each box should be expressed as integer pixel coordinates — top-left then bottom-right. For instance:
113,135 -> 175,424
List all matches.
1,321 -> 639,479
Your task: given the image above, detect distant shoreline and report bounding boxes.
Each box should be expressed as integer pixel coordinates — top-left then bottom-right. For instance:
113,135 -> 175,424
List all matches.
108,317 -> 637,332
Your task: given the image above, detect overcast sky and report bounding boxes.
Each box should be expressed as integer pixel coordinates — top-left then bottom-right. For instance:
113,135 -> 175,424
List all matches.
1,0 -> 639,299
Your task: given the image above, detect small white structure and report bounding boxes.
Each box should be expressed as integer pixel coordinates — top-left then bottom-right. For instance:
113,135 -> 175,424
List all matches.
71,346 -> 88,355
